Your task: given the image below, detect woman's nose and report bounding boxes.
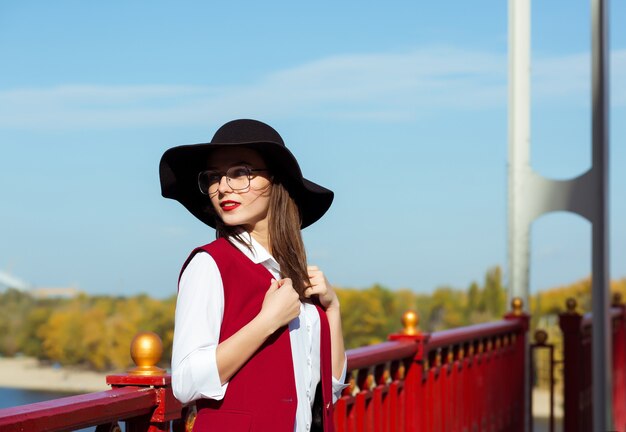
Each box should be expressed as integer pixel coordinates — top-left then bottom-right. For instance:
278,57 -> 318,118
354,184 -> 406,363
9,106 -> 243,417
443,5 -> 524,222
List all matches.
216,175 -> 232,193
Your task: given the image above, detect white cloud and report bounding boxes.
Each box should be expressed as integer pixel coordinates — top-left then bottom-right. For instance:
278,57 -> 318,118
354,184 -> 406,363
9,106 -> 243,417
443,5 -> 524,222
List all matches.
533,50 -> 626,106
0,47 -> 623,130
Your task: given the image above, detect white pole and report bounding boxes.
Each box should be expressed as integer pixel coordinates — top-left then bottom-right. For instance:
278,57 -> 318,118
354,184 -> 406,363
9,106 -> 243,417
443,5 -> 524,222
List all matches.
508,0 -> 531,310
508,1 -> 531,431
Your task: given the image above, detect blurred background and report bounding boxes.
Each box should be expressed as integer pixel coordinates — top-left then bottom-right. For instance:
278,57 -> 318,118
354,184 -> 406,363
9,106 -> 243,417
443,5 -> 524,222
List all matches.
0,2 -> 625,417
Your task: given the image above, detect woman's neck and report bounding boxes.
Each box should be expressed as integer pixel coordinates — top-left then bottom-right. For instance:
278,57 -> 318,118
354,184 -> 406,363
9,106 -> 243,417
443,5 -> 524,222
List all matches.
248,223 -> 271,254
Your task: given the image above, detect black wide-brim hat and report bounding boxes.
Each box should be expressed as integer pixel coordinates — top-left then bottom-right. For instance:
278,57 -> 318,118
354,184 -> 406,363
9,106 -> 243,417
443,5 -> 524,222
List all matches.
159,119 -> 333,229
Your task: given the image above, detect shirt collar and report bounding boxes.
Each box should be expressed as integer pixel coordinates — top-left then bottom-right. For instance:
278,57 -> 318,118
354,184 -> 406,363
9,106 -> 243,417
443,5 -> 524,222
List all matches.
229,232 -> 280,270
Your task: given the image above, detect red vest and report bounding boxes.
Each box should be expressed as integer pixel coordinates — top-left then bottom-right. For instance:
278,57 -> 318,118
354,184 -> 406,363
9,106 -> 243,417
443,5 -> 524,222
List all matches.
181,238 -> 335,432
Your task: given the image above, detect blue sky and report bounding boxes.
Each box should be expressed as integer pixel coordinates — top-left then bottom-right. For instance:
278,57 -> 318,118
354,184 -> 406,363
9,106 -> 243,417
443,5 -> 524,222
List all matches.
1,1 -> 625,298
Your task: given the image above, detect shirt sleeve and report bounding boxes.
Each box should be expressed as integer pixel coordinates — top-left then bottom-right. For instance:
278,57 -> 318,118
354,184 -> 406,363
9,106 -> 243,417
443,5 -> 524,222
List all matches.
171,252 -> 228,404
331,355 -> 349,403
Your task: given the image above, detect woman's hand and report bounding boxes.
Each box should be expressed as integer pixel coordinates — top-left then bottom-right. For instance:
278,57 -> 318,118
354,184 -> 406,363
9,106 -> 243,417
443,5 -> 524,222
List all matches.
258,278 -> 301,334
216,278 -> 300,386
306,266 -> 346,381
305,266 -> 340,311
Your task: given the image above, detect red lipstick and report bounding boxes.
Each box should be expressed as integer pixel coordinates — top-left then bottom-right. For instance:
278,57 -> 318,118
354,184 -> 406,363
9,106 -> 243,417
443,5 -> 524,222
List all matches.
220,200 -> 241,211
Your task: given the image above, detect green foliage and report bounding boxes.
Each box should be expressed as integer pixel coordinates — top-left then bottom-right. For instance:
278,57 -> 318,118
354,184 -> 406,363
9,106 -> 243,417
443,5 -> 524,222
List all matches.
336,266 -> 510,346
2,266 -> 622,372
0,289 -> 175,371
0,289 -> 36,356
20,305 -> 53,358
0,267 -> 510,367
483,267 -> 506,317
337,285 -> 389,348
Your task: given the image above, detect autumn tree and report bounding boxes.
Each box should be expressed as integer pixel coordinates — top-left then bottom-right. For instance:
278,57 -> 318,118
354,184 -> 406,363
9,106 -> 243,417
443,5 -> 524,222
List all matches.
337,285 -> 389,348
482,266 -> 506,318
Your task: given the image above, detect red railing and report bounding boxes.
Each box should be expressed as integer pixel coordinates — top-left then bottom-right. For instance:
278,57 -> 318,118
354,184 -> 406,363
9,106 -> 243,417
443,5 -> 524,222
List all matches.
2,296 -> 625,431
0,302 -> 529,432
530,329 -> 556,432
334,302 -> 529,432
0,372 -> 196,432
559,295 -> 626,432
0,332 -> 197,432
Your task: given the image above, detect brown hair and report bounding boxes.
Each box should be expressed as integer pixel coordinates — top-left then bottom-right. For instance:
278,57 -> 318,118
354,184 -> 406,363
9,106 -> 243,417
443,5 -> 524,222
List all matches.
213,181 -> 310,297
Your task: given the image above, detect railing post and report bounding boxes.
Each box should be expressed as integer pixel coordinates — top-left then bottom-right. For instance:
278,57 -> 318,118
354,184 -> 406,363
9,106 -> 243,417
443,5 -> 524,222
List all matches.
559,298 -> 584,432
530,329 -> 556,432
504,297 -> 530,432
388,311 -> 429,431
612,293 -> 626,430
106,331 -> 185,432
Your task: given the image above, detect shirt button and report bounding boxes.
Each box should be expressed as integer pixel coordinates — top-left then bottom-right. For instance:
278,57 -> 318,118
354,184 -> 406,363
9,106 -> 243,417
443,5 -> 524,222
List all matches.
306,424 -> 310,431
307,358 -> 311,366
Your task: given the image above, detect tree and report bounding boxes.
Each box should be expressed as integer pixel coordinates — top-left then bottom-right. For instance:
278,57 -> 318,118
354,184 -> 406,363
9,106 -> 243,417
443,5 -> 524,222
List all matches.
337,286 -> 389,348
426,286 -> 465,331
39,302 -> 87,365
482,266 -> 506,318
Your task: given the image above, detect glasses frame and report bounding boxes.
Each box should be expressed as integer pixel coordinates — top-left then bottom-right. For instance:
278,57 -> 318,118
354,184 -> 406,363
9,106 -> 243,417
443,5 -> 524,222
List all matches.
197,165 -> 269,196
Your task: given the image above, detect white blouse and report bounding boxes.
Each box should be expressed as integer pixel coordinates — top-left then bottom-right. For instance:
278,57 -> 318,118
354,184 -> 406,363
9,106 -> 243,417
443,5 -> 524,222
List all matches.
171,234 -> 347,432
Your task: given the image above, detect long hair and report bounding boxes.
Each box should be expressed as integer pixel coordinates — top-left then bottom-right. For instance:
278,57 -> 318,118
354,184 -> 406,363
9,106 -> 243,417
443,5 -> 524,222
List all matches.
213,181 -> 310,298
266,181 -> 310,297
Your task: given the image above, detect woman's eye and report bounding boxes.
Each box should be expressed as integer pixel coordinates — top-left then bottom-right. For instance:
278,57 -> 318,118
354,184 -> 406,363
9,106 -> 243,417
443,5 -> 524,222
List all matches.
207,173 -> 222,184
230,167 -> 250,178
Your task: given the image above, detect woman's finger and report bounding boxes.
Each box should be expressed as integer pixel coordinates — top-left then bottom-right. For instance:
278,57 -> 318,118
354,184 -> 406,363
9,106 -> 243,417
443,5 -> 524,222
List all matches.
306,286 -> 326,296
309,272 -> 325,281
267,278 -> 279,292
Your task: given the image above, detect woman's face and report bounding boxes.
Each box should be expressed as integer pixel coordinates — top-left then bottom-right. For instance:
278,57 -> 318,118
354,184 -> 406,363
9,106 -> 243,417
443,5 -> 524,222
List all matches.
206,148 -> 272,232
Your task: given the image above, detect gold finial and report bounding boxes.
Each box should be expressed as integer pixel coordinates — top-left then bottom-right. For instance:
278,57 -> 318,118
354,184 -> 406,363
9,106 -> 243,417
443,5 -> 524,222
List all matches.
534,329 -> 548,345
365,374 -> 374,390
447,350 -> 454,364
565,298 -> 578,314
402,310 -> 419,335
613,292 -> 623,306
98,423 -> 121,432
511,297 -> 523,315
398,364 -> 406,380
348,377 -> 356,394
458,347 -> 465,360
128,331 -> 166,376
382,370 -> 390,383
435,351 -> 442,367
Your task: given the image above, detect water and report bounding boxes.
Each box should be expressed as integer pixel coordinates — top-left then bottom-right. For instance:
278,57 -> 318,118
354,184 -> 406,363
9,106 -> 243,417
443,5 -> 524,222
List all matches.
0,387 -> 104,431
0,387 -> 78,409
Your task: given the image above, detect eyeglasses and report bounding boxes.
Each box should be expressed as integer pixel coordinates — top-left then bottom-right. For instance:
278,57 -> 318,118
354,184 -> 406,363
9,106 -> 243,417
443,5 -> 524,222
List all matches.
197,165 -> 268,196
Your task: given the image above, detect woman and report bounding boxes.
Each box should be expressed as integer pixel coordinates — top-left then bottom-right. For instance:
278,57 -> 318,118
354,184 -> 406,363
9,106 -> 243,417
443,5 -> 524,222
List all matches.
160,119 -> 347,431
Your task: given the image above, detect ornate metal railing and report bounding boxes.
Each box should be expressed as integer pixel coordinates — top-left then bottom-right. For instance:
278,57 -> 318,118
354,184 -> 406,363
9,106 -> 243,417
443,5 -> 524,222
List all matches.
335,299 -> 529,432
0,300 -> 528,432
559,294 -> 626,432
530,328 -> 557,432
0,332 -> 195,432
0,296 -> 624,431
